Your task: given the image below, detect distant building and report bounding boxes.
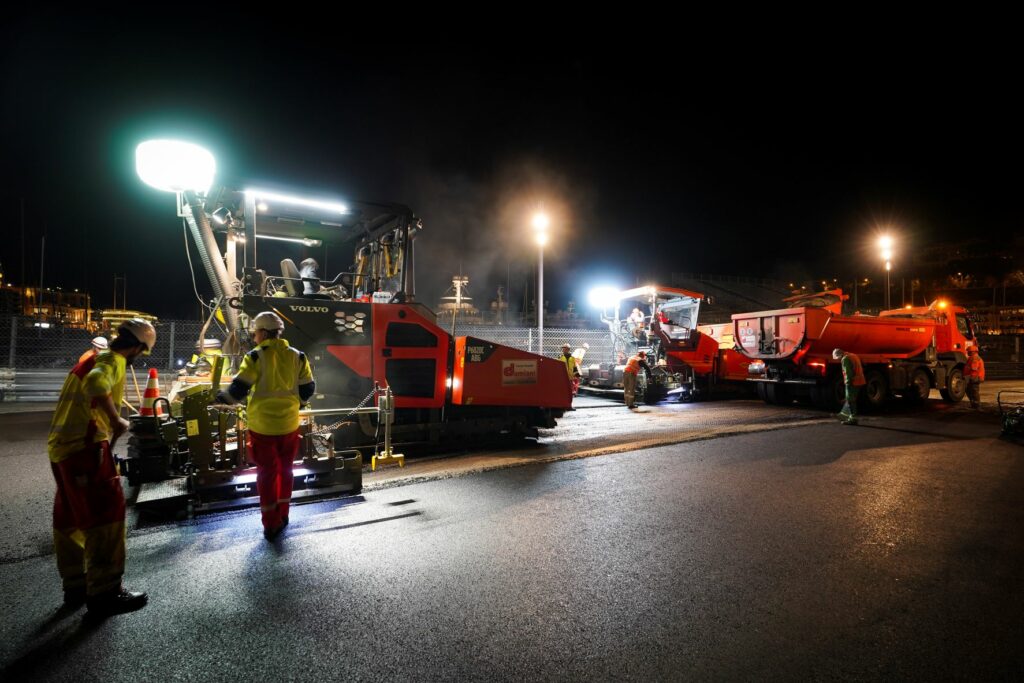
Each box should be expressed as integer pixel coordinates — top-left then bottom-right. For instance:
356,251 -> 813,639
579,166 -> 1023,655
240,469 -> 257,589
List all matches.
0,285 -> 21,315
0,283 -> 97,329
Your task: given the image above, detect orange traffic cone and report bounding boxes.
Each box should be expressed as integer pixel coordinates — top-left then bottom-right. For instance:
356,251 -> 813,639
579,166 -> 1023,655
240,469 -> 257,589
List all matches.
140,368 -> 164,417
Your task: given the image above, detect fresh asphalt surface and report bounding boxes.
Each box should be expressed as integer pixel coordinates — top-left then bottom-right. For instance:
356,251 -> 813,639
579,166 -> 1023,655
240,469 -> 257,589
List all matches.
1,393 -> 1022,680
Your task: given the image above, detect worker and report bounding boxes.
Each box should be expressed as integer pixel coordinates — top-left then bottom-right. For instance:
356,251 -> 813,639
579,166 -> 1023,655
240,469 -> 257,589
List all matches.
216,312 -> 315,541
561,343 -> 581,396
627,307 -> 646,340
964,346 -> 985,409
833,348 -> 866,425
78,336 -> 108,364
48,318 -> 155,615
571,342 -> 590,378
185,338 -> 223,375
623,350 -> 652,409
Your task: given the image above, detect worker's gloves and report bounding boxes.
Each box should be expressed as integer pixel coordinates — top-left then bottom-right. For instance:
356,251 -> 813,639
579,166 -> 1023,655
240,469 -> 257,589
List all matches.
214,390 -> 235,405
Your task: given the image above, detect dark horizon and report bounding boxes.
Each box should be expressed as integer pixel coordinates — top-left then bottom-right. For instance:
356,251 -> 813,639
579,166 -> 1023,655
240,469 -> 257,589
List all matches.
3,14 -> 1022,319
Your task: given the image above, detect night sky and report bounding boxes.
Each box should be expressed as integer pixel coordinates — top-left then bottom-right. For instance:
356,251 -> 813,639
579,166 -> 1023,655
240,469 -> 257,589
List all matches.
2,13 -> 1021,319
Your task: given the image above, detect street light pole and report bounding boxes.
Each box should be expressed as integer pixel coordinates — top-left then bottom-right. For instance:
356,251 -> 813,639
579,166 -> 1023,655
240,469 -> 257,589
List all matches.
885,260 -> 891,310
532,212 -> 550,355
879,235 -> 894,311
538,243 -> 544,352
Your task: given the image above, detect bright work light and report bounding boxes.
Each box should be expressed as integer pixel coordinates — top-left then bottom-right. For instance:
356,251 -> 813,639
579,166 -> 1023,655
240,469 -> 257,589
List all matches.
588,286 -> 619,309
136,140 -> 216,194
245,189 -> 348,215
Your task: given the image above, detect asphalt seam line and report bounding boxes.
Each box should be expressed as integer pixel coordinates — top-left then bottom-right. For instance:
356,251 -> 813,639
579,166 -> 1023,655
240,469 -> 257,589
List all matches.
361,418 -> 831,492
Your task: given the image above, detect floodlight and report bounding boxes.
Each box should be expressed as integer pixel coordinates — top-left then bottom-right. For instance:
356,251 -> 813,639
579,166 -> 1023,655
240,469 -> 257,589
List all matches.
136,139 -> 215,194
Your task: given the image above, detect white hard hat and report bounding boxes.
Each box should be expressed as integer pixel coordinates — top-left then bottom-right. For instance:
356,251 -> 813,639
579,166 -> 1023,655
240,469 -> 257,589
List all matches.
91,336 -> 108,351
253,311 -> 285,332
832,348 -> 843,359
119,318 -> 157,354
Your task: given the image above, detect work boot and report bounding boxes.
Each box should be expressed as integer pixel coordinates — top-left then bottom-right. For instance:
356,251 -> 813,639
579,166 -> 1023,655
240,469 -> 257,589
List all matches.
63,587 -> 87,608
86,586 -> 148,616
263,524 -> 284,541
281,515 -> 289,528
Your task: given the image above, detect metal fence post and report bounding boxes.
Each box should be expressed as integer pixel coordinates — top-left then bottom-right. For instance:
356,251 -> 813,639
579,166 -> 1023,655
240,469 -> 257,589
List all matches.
8,317 -> 16,368
528,328 -> 533,353
168,321 -> 176,370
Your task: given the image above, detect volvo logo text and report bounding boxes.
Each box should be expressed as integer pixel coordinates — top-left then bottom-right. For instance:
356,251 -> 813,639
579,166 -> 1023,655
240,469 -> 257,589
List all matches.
289,305 -> 330,313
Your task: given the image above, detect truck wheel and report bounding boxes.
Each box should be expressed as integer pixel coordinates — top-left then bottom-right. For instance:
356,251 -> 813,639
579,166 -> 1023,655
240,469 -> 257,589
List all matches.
862,370 -> 888,411
940,368 -> 966,402
809,385 -> 828,410
765,383 -> 789,405
811,375 -> 844,411
902,368 -> 931,403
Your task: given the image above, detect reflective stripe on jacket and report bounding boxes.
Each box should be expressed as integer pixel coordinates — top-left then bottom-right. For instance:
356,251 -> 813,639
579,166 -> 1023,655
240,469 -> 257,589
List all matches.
234,338 -> 314,435
48,351 -> 126,463
964,355 -> 985,381
841,353 -> 866,387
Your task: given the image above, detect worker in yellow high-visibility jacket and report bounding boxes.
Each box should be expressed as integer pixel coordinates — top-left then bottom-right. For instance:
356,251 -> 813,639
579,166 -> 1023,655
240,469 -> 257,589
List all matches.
561,343 -> 581,396
217,312 -> 315,540
48,318 -> 155,616
184,338 -> 223,376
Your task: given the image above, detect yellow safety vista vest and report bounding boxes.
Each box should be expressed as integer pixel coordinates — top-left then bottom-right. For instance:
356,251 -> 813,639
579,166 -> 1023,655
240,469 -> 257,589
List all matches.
562,354 -> 579,379
190,348 -> 223,365
47,351 -> 126,463
235,338 -> 314,436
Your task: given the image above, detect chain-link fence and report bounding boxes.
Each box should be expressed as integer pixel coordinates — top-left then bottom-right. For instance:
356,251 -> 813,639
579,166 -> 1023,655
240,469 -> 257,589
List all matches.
0,316 -> 213,372
0,316 -> 617,373
452,325 -> 615,362
0,315 -> 622,402
3,314 -> 1020,402
0,315 -> 217,402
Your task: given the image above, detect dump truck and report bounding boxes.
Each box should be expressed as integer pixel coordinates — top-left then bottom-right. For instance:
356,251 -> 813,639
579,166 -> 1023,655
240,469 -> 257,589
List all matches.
732,289 -> 976,410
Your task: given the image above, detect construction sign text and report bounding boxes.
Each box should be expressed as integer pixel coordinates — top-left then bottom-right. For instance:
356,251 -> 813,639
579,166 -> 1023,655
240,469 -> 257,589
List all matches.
501,360 -> 538,385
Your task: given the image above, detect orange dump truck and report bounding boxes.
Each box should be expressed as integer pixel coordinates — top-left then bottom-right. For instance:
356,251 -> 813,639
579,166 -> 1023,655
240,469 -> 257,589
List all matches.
731,290 -> 977,410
